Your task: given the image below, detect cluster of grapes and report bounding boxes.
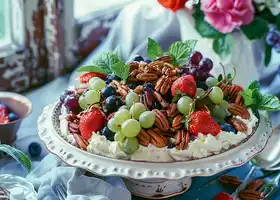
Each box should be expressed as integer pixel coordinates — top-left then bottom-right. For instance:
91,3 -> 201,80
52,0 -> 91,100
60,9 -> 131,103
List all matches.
60,89 -> 80,113
266,28 -> 280,53
105,95 -> 156,155
184,51 -> 213,81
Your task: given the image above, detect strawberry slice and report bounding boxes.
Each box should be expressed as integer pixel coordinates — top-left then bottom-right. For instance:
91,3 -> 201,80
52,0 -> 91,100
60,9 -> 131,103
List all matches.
171,75 -> 196,97
79,108 -> 105,140
78,72 -> 107,84
213,192 -> 233,200
189,111 -> 221,137
0,115 -> 9,124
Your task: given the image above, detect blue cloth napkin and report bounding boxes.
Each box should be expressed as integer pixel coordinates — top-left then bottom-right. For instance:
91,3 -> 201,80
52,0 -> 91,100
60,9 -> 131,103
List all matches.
25,154 -> 131,200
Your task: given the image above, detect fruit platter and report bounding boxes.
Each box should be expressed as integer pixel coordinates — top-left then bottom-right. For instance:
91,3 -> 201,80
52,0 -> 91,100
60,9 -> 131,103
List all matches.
38,39 -> 278,199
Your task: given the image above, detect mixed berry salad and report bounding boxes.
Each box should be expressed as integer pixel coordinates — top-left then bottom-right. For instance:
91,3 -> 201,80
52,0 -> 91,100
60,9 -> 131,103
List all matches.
59,39 -> 280,162
0,104 -> 19,125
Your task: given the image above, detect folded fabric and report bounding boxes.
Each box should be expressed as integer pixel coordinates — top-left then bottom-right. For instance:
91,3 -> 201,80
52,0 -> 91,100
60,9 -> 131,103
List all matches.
26,154 -> 131,200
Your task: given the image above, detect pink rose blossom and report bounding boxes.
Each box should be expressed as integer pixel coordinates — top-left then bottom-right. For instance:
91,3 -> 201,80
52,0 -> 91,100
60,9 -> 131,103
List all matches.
201,0 -> 255,33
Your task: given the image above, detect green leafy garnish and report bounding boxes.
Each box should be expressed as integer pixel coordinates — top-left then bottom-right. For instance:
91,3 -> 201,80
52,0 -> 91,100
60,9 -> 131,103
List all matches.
241,80 -> 280,111
147,38 -> 163,60
0,144 -> 32,172
213,34 -> 234,57
76,66 -> 108,74
241,17 -> 269,40
226,73 -> 232,79
93,52 -> 121,74
168,40 -> 197,65
111,61 -> 130,82
218,74 -> 223,82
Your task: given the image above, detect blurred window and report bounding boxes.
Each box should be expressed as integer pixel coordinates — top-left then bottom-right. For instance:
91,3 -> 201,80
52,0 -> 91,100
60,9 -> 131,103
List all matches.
74,0 -> 134,20
0,0 -> 25,58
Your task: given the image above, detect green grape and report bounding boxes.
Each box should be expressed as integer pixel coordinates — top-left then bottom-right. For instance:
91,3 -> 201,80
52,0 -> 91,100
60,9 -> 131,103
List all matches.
121,119 -> 141,137
114,109 -> 131,124
206,77 -> 218,87
177,96 -> 193,115
118,105 -> 128,111
220,100 -> 229,109
209,86 -> 224,105
88,77 -> 106,91
84,90 -> 100,106
122,137 -> 139,155
114,131 -> 125,142
108,118 -> 121,133
78,95 -> 88,109
130,103 -> 146,120
126,92 -> 140,108
139,111 -> 155,128
196,88 -> 205,98
212,106 -> 228,121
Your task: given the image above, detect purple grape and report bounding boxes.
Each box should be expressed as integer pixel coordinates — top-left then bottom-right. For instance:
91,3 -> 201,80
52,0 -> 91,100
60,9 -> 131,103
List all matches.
60,89 -> 75,103
64,96 -> 80,113
190,68 -> 209,81
266,31 -> 280,46
274,42 -> 280,53
199,58 -> 213,72
189,51 -> 203,65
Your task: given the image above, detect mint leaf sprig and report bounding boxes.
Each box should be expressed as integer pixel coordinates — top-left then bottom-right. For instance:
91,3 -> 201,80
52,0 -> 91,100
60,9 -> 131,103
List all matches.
241,81 -> 280,111
147,38 -> 198,66
76,51 -> 130,82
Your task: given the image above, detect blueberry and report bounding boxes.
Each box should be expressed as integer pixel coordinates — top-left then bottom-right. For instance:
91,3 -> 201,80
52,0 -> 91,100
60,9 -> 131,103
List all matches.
28,142 -> 42,157
105,95 -> 122,113
145,59 -> 152,63
266,31 -> 280,46
221,123 -> 237,134
143,82 -> 155,91
196,81 -> 209,91
199,58 -> 213,72
101,86 -> 117,98
127,83 -> 137,89
102,126 -> 115,141
133,55 -> 144,62
8,113 -> 19,121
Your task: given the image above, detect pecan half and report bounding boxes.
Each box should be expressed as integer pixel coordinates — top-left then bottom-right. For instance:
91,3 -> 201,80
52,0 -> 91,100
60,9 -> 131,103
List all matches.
136,73 -> 158,82
127,76 -> 138,83
155,76 -> 165,92
229,118 -> 248,132
174,130 -> 190,150
137,129 -> 151,147
148,61 -> 164,69
69,122 -> 80,134
166,103 -> 179,117
147,129 -> 167,148
247,179 -> 264,191
130,69 -> 141,77
234,93 -> 244,106
228,103 -> 250,119
160,77 -> 172,95
172,115 -> 184,130
155,55 -> 173,63
238,189 -> 264,200
128,62 -> 139,72
219,175 -> 241,187
170,76 -> 179,81
153,109 -> 170,132
153,91 -> 168,108
164,68 -> 177,77
73,133 -> 88,151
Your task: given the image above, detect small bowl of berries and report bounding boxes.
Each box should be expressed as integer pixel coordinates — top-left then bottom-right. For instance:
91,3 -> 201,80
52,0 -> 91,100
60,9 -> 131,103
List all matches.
0,92 -> 32,144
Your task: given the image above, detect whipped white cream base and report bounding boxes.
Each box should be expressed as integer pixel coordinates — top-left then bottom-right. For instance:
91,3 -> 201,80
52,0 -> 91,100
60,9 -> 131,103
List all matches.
60,109 -> 258,162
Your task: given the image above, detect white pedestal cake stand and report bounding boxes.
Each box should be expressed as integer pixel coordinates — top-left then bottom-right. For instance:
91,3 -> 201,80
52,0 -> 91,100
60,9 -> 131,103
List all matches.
38,103 -> 272,199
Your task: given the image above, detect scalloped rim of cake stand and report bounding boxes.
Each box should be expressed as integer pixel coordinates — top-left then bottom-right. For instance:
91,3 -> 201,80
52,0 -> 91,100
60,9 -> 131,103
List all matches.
37,103 -> 272,180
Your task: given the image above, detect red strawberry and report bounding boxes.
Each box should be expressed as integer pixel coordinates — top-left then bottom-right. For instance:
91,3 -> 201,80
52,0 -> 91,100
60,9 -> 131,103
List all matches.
189,111 -> 221,137
171,75 -> 196,97
0,105 -> 9,124
78,72 -> 107,84
79,108 -> 105,140
213,192 -> 233,200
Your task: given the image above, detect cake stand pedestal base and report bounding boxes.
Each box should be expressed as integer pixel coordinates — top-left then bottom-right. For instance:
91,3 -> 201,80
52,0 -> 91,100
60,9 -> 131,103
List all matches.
123,177 -> 192,199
